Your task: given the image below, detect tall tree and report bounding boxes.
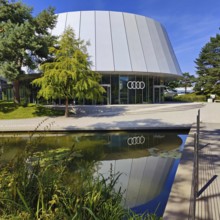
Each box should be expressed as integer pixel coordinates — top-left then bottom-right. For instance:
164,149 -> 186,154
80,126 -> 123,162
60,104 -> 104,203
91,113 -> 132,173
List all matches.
0,0 -> 57,103
179,72 -> 196,93
165,72 -> 195,93
32,27 -> 105,117
195,33 -> 220,95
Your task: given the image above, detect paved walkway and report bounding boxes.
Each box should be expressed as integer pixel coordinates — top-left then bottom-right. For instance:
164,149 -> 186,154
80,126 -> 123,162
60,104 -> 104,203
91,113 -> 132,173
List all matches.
164,103 -> 220,220
1,102 -> 220,219
0,102 -> 206,131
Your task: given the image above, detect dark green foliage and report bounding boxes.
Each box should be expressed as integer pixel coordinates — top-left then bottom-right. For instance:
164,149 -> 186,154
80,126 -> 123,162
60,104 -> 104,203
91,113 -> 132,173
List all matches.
0,100 -> 19,113
179,72 -> 196,93
0,0 -> 57,103
165,80 -> 179,90
165,72 -> 195,92
173,93 -> 206,102
195,33 -> 220,96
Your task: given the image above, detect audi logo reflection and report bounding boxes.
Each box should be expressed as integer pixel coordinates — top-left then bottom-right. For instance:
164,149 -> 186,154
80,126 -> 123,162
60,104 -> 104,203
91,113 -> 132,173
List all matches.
127,136 -> 145,146
127,81 -> 145,89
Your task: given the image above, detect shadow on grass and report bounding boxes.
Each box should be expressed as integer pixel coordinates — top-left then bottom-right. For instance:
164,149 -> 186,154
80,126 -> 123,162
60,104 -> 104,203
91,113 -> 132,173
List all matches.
34,105 -> 65,117
0,101 -> 19,113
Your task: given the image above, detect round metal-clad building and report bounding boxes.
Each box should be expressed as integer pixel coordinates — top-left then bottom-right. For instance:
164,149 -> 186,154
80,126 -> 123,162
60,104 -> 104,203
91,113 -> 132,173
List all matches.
52,11 -> 181,104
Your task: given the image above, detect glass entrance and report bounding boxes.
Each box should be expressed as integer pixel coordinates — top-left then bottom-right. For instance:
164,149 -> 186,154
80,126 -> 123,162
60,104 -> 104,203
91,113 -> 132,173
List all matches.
119,76 -> 128,104
153,86 -> 165,103
101,84 -> 111,105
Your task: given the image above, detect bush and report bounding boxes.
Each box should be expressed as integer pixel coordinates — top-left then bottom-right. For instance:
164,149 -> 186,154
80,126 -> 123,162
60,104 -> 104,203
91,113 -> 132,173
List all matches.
173,93 -> 206,102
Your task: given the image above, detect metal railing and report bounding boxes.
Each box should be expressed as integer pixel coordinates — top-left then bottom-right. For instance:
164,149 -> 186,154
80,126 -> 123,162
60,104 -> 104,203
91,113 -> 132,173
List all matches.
192,109 -> 200,220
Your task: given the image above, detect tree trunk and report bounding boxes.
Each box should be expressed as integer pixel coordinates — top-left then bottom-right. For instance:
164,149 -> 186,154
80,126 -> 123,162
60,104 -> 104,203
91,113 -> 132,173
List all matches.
13,80 -> 20,104
185,84 -> 187,94
65,97 -> 69,117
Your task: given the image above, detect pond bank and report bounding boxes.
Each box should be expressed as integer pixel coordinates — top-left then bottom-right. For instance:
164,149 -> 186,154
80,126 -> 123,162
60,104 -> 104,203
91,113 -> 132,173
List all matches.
1,102 -> 220,219
164,103 -> 220,220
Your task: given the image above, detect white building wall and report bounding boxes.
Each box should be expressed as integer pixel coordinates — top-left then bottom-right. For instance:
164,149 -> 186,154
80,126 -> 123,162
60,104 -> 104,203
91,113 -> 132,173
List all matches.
51,11 -> 182,77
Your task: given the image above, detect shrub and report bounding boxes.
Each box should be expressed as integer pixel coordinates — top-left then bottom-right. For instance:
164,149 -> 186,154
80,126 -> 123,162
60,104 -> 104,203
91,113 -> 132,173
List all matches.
173,93 -> 206,102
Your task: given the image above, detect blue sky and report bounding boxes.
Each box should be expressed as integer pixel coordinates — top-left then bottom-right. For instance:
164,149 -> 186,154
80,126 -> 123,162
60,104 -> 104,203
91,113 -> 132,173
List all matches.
22,0 -> 220,75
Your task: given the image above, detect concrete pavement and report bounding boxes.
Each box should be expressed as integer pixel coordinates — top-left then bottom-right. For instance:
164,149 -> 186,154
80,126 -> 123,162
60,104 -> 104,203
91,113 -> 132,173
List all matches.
0,102 -> 208,132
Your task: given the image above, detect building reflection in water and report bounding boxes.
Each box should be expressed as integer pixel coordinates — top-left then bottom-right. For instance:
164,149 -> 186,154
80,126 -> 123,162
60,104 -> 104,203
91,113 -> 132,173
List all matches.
0,130 -> 188,216
95,132 -> 187,216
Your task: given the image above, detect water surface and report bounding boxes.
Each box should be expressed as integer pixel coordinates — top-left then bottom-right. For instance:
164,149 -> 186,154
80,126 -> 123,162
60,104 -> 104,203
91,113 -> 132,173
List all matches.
0,130 -> 188,216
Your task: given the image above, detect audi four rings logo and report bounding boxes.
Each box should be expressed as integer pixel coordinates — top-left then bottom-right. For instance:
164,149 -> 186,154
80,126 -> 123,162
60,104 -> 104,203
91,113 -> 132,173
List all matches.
127,136 -> 145,146
127,81 -> 145,90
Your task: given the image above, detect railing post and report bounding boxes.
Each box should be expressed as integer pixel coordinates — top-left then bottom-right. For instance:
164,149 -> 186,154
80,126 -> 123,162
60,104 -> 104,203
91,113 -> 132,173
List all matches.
196,109 -> 200,195
192,133 -> 197,220
192,110 -> 200,220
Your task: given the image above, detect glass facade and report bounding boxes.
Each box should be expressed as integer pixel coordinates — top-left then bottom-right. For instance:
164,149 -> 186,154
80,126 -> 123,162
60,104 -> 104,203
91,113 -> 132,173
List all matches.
101,74 -> 165,105
2,74 -> 165,105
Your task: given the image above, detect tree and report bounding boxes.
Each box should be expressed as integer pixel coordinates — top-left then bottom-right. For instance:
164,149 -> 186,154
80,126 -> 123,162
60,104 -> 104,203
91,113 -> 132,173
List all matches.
179,72 -> 196,93
32,27 -> 105,117
165,72 -> 195,93
0,0 -> 57,103
195,33 -> 220,96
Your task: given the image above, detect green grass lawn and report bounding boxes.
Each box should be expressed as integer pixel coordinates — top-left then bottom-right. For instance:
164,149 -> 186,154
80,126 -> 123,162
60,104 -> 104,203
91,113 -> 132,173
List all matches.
0,101 -> 64,119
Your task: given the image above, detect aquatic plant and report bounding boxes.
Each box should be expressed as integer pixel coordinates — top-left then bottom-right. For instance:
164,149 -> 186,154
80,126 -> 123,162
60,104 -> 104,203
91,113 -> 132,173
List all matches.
0,127 -> 162,219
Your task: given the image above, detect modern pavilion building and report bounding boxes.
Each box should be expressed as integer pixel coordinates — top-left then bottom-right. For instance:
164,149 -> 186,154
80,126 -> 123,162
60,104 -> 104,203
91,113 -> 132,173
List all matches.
51,11 -> 181,105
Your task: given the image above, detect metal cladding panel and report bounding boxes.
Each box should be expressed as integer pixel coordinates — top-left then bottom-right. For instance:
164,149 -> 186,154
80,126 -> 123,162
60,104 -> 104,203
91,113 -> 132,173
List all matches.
125,158 -> 147,208
65,11 -> 80,39
80,11 -> 96,70
123,13 -> 147,72
52,11 -> 182,76
138,157 -> 161,203
135,15 -> 160,73
147,18 -> 170,73
114,159 -> 132,204
155,22 -> 177,74
161,26 -> 182,75
51,13 -> 67,36
110,12 -> 132,71
96,11 -> 114,71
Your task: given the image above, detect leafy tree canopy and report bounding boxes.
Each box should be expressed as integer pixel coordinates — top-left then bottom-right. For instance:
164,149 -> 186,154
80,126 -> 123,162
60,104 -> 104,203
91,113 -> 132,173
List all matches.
179,72 -> 196,93
32,27 -> 105,117
165,72 -> 195,93
0,0 -> 57,102
195,33 -> 220,96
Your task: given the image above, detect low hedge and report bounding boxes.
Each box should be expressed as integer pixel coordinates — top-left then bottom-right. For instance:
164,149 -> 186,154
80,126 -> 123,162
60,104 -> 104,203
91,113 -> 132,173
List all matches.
172,93 -> 206,102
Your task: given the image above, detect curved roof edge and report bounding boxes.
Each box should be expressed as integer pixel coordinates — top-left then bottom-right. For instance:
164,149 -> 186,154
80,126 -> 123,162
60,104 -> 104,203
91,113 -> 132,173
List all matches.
52,10 -> 182,77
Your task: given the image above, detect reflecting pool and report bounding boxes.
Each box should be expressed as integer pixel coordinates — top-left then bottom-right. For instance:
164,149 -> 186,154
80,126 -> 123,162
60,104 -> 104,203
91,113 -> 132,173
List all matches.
0,130 -> 188,217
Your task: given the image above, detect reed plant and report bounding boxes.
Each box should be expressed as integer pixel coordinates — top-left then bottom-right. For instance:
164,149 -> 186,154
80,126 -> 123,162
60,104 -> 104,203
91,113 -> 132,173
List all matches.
0,136 -> 162,220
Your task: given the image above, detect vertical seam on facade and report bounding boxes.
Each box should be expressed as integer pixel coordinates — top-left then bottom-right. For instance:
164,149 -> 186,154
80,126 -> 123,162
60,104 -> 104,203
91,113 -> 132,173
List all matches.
162,25 -> 182,74
109,11 -> 116,72
135,15 -> 148,72
126,158 -> 134,201
94,11 -> 97,71
158,25 -> 174,73
110,75 -> 112,104
145,18 -> 161,73
142,75 -> 143,103
64,12 -> 68,30
136,157 -> 147,204
79,11 -> 81,39
135,75 -> 136,103
155,23 -> 170,73
122,13 -> 133,72
118,75 -> 120,104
